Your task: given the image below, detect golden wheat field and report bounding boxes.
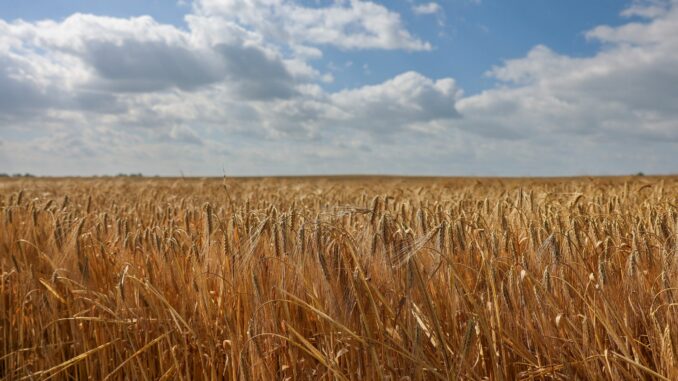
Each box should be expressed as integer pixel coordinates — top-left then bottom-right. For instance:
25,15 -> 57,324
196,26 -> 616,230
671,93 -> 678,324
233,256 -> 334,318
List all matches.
1,176 -> 677,380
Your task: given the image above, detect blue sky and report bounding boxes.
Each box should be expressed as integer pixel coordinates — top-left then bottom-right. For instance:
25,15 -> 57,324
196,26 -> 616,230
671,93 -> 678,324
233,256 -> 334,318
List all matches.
0,0 -> 628,94
0,0 -> 676,176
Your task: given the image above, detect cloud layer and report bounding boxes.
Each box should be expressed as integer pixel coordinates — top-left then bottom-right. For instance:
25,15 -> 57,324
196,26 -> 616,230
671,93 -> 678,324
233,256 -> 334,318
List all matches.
0,0 -> 677,176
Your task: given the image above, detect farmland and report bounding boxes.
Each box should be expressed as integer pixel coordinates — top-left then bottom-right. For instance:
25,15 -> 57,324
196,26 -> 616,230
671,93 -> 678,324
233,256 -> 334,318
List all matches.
1,176 -> 677,380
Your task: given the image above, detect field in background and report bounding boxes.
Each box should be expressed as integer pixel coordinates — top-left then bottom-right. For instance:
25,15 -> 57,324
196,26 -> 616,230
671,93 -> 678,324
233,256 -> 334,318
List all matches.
1,176 -> 677,380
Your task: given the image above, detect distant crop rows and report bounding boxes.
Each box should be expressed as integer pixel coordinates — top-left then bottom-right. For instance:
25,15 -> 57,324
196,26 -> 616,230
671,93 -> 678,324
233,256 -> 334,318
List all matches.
1,176 -> 677,380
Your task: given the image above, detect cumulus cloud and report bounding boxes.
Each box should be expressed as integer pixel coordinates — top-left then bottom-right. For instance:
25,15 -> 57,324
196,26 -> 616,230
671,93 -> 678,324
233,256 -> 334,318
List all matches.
621,0 -> 673,18
212,71 -> 462,140
0,56 -> 50,114
1,14 -> 299,98
0,3 -> 444,141
329,72 -> 460,133
0,0 -> 677,176
85,40 -> 221,92
0,1 -> 433,117
458,2 -> 678,144
215,44 -> 297,99
412,2 -> 442,16
192,0 -> 431,51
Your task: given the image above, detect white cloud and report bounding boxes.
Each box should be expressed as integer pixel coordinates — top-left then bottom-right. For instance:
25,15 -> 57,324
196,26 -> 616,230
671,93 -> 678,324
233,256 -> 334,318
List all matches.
621,0 -> 673,18
587,2 -> 678,45
0,0 -> 677,176
329,72 -> 460,132
192,0 -> 431,51
216,71 -> 462,140
412,2 -> 442,16
0,3 -> 443,142
0,13 -> 298,103
458,2 -> 678,144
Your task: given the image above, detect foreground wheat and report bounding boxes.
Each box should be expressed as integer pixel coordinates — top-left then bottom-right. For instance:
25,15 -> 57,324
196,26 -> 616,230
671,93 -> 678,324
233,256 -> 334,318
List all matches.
1,176 -> 677,380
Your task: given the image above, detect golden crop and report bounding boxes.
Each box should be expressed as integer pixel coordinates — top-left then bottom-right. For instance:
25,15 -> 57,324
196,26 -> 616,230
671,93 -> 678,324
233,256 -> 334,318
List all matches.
1,176 -> 676,380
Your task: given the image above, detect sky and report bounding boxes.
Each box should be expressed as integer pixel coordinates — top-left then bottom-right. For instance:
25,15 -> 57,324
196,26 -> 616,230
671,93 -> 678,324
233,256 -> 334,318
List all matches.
0,0 -> 676,176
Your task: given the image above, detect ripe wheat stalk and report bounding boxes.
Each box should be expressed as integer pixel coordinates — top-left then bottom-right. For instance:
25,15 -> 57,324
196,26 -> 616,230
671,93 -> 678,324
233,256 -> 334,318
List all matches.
0,176 -> 676,380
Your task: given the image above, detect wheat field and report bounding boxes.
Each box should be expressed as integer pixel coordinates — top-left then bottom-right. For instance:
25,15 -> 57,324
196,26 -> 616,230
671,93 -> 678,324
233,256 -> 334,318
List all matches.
1,176 -> 676,380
